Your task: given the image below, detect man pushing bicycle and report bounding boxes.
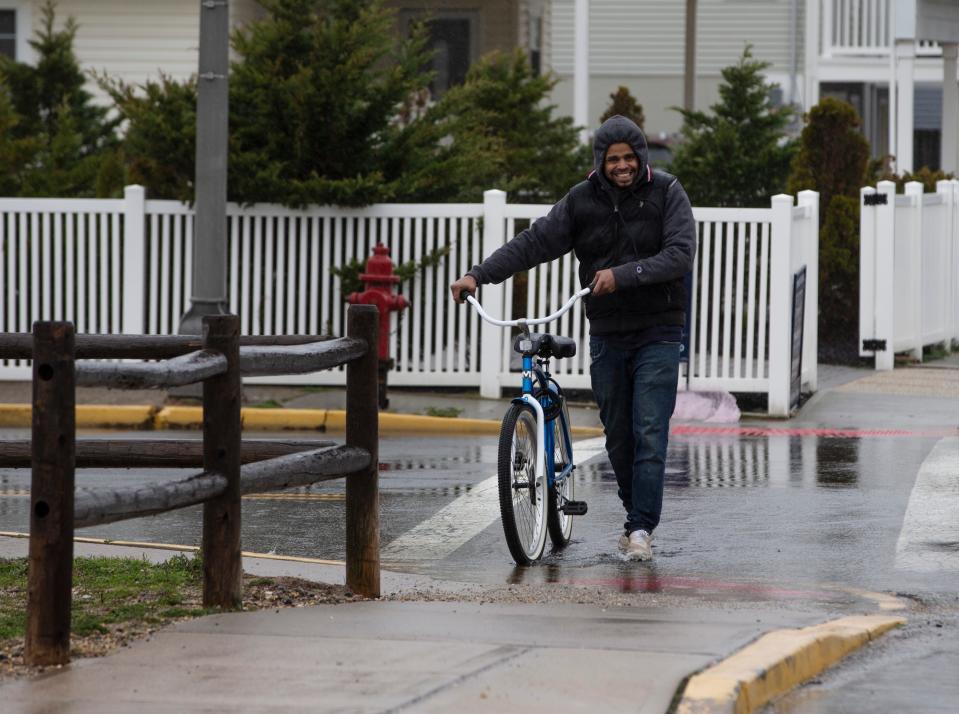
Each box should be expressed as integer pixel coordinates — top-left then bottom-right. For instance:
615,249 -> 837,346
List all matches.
450,115 -> 696,561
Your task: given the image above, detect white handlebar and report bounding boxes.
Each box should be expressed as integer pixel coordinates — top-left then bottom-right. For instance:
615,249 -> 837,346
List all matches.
465,287 -> 591,327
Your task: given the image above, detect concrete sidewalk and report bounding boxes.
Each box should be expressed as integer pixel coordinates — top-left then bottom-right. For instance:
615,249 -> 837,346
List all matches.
0,535 -> 895,714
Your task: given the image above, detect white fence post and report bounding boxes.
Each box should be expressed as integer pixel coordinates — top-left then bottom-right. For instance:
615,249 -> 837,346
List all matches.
768,194 -> 794,417
479,190 -> 507,398
859,186 -> 877,359
798,190 -> 819,392
905,181 -> 924,360
936,179 -> 953,350
953,180 -> 959,346
874,181 -> 897,370
940,178 -> 959,349
122,185 -> 147,335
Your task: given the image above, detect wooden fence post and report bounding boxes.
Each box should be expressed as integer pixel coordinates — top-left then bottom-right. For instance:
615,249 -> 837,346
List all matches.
26,321 -> 76,666
201,314 -> 242,608
345,304 -> 380,597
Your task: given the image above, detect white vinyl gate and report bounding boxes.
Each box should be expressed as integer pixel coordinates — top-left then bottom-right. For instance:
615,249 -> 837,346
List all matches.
1,186 -> 819,415
859,179 -> 959,369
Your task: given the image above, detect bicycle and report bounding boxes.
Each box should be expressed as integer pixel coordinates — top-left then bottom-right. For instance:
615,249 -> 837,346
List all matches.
463,286 -> 591,564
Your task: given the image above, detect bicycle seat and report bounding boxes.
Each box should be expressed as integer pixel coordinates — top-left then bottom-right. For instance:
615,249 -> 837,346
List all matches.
512,333 -> 577,359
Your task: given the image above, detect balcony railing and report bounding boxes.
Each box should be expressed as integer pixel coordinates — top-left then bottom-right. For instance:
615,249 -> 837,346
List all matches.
823,0 -> 941,58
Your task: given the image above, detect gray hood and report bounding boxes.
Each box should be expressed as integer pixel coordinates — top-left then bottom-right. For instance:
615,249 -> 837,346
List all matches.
592,115 -> 649,187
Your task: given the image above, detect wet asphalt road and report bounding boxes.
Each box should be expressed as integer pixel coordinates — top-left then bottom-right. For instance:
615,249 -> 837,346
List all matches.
2,426 -> 958,711
0,429 -> 955,599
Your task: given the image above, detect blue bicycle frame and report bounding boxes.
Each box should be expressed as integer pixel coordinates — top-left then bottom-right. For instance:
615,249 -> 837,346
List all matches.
514,354 -> 575,494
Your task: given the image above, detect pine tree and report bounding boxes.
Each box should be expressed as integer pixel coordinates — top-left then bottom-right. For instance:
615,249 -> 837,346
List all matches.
407,50 -> 588,203
669,47 -> 795,207
100,73 -> 197,201
0,87 -> 38,195
787,97 -> 870,363
0,0 -> 115,196
787,97 -> 869,218
228,0 -> 433,206
600,86 -> 644,129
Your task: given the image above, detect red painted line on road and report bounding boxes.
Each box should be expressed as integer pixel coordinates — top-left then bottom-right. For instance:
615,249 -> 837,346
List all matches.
670,425 -> 959,439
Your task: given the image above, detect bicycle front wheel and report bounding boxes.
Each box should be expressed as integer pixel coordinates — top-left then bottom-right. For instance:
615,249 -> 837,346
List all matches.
498,403 -> 548,564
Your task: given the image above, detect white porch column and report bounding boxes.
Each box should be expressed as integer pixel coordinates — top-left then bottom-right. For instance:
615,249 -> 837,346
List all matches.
803,0 -> 820,110
573,0 -> 589,144
895,39 -> 916,173
941,43 -> 959,174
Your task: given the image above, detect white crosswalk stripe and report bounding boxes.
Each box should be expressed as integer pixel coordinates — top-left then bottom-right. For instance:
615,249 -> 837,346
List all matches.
895,436 -> 959,572
382,436 -> 607,562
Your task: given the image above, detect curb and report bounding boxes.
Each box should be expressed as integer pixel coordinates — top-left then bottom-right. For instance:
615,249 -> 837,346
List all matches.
0,403 -> 605,437
676,614 -> 906,713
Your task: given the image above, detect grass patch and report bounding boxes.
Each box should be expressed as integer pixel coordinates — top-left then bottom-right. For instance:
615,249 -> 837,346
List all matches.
423,406 -> 462,418
0,554 -> 212,643
0,554 -> 361,678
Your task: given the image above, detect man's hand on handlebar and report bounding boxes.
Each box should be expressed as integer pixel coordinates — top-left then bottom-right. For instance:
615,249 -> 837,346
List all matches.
590,268 -> 616,296
450,275 -> 477,304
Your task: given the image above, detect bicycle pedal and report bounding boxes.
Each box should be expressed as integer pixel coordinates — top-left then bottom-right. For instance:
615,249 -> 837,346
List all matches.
561,500 -> 588,516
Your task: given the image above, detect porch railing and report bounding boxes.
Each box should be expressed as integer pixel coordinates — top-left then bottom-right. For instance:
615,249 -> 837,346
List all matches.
822,0 -> 941,57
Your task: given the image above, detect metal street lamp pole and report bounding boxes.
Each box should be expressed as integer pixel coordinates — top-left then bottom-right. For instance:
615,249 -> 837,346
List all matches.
178,0 -> 230,336
684,0 -> 697,112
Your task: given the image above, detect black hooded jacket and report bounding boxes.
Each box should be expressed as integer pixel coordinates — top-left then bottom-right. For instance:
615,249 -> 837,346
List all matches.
467,115 -> 697,335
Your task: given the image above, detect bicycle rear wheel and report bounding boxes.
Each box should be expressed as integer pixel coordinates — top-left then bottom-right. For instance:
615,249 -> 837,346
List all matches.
497,403 -> 548,564
547,415 -> 574,548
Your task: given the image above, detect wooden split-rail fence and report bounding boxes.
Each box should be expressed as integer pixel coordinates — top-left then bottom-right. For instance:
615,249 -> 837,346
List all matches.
0,304 -> 380,667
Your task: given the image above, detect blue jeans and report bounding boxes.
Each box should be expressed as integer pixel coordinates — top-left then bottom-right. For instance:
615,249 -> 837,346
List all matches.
589,337 -> 680,535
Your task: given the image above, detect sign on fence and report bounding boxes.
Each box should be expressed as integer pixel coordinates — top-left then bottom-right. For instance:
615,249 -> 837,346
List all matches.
790,267 -> 806,413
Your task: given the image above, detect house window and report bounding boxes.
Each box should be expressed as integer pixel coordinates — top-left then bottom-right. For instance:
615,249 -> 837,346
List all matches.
403,11 -> 477,97
528,13 -> 542,76
0,10 -> 15,59
424,17 -> 472,95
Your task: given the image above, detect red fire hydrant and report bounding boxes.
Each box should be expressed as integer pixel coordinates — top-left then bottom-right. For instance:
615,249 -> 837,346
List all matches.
347,243 -> 409,408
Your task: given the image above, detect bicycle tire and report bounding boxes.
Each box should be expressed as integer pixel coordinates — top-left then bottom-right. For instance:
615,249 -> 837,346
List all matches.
546,414 -> 574,548
497,403 -> 548,564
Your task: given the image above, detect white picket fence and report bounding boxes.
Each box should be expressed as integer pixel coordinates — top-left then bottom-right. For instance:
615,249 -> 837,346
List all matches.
0,186 -> 819,415
860,179 -> 959,369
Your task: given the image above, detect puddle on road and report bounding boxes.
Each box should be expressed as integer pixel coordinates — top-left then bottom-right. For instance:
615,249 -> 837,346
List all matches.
658,436 -> 868,490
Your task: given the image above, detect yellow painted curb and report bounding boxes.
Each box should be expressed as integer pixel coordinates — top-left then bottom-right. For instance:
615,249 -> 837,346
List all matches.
78,405 -> 156,429
0,404 -> 31,428
677,614 -> 906,714
0,403 -> 156,429
1,401 -> 604,436
154,405 -> 203,429
157,406 -> 329,431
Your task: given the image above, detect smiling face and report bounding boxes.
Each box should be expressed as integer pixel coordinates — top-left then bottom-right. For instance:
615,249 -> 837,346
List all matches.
603,142 -> 640,188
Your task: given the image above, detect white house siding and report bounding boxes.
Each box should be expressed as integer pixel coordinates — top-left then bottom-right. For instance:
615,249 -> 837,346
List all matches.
547,0 -> 806,135
30,0 -> 264,104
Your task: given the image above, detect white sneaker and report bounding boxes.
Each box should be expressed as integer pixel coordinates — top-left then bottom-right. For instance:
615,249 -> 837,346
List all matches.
621,529 -> 652,561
